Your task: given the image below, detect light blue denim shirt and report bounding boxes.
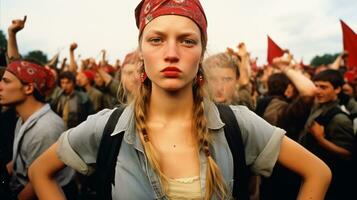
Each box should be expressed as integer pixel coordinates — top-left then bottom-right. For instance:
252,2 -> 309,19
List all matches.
57,100 -> 285,199
10,104 -> 74,193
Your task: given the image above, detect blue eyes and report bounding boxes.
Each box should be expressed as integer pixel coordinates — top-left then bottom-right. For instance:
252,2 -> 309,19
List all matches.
147,37 -> 197,47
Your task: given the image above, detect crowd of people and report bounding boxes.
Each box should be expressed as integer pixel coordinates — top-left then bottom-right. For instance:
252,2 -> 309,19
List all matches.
1,0 -> 356,199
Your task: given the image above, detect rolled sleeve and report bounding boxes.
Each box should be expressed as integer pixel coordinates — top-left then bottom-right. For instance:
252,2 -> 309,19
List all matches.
57,132 -> 94,175
56,109 -> 114,175
230,105 -> 286,176
250,128 -> 285,176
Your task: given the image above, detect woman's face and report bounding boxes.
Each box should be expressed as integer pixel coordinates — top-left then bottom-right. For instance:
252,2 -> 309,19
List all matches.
140,15 -> 203,92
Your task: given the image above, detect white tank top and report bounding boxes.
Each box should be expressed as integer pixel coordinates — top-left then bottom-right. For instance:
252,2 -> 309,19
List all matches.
167,176 -> 202,199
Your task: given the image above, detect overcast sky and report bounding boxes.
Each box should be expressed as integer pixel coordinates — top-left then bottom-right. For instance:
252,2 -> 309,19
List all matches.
1,0 -> 356,65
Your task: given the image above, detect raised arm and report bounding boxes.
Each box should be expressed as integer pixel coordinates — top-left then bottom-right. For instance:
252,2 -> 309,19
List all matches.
28,143 -> 67,200
7,16 -> 27,60
60,57 -> 67,71
97,66 -> 113,86
273,55 -> 316,98
278,136 -> 331,200
329,51 -> 348,70
69,43 -> 78,73
100,49 -> 107,67
236,43 -> 251,86
226,43 -> 251,86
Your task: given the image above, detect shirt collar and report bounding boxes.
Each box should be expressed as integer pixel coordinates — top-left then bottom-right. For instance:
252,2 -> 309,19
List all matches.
110,99 -> 225,148
110,104 -> 144,151
18,104 -> 51,130
203,99 -> 225,130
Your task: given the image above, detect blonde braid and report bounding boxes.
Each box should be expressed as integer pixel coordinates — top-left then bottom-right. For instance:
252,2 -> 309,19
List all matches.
193,67 -> 229,200
134,74 -> 169,192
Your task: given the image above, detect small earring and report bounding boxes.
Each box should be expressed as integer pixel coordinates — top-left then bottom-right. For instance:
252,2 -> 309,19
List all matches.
140,72 -> 147,83
197,74 -> 204,86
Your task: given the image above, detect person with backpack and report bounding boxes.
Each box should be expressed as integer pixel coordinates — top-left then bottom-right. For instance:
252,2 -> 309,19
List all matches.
300,69 -> 356,200
28,0 -> 331,199
256,55 -> 317,200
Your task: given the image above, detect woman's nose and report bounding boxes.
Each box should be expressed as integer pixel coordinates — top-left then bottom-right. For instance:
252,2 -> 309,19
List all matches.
164,41 -> 179,63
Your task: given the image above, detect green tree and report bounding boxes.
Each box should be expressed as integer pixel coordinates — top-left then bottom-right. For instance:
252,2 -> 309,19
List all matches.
24,50 -> 48,65
310,53 -> 339,67
0,30 -> 7,50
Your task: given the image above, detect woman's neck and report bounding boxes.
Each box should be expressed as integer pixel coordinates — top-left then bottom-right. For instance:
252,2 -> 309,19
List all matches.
149,84 -> 194,121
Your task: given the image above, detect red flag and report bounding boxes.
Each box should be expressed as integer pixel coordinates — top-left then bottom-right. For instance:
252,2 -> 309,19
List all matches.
267,36 -> 285,64
341,20 -> 357,70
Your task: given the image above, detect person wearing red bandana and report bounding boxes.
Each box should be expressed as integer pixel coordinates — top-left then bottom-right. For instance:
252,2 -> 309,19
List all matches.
76,69 -> 104,112
30,1 -> 330,199
0,60 -> 76,199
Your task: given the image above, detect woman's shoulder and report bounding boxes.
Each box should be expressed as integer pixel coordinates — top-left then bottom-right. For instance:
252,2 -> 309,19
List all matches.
59,106 -> 134,169
86,108 -> 117,124
228,105 -> 262,125
86,106 -> 133,129
227,104 -> 285,139
70,105 -> 133,137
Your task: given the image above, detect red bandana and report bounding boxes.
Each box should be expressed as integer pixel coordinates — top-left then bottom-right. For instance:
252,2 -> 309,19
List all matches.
83,70 -> 96,81
6,60 -> 56,96
135,0 -> 207,41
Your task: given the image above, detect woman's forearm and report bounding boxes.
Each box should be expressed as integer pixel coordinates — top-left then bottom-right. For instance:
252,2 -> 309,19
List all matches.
28,143 -> 67,200
297,170 -> 331,200
278,136 -> 331,200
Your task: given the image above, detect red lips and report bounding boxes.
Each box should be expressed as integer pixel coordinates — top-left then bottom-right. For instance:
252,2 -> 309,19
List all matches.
161,66 -> 182,78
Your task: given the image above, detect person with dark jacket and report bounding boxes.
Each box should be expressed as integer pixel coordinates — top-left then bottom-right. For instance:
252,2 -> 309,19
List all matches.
52,71 -> 95,129
301,69 -> 356,200
257,55 -> 317,200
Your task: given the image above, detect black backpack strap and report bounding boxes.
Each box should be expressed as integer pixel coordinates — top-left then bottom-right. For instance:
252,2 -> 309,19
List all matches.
95,106 -> 126,200
216,104 -> 249,200
315,106 -> 346,128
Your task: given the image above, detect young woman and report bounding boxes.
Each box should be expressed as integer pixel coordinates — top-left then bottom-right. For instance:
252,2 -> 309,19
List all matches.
29,0 -> 331,199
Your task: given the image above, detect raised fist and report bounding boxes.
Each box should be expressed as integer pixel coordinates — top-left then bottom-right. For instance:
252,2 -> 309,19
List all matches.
237,42 -> 249,57
8,16 -> 27,34
272,53 -> 294,71
70,43 -> 78,51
